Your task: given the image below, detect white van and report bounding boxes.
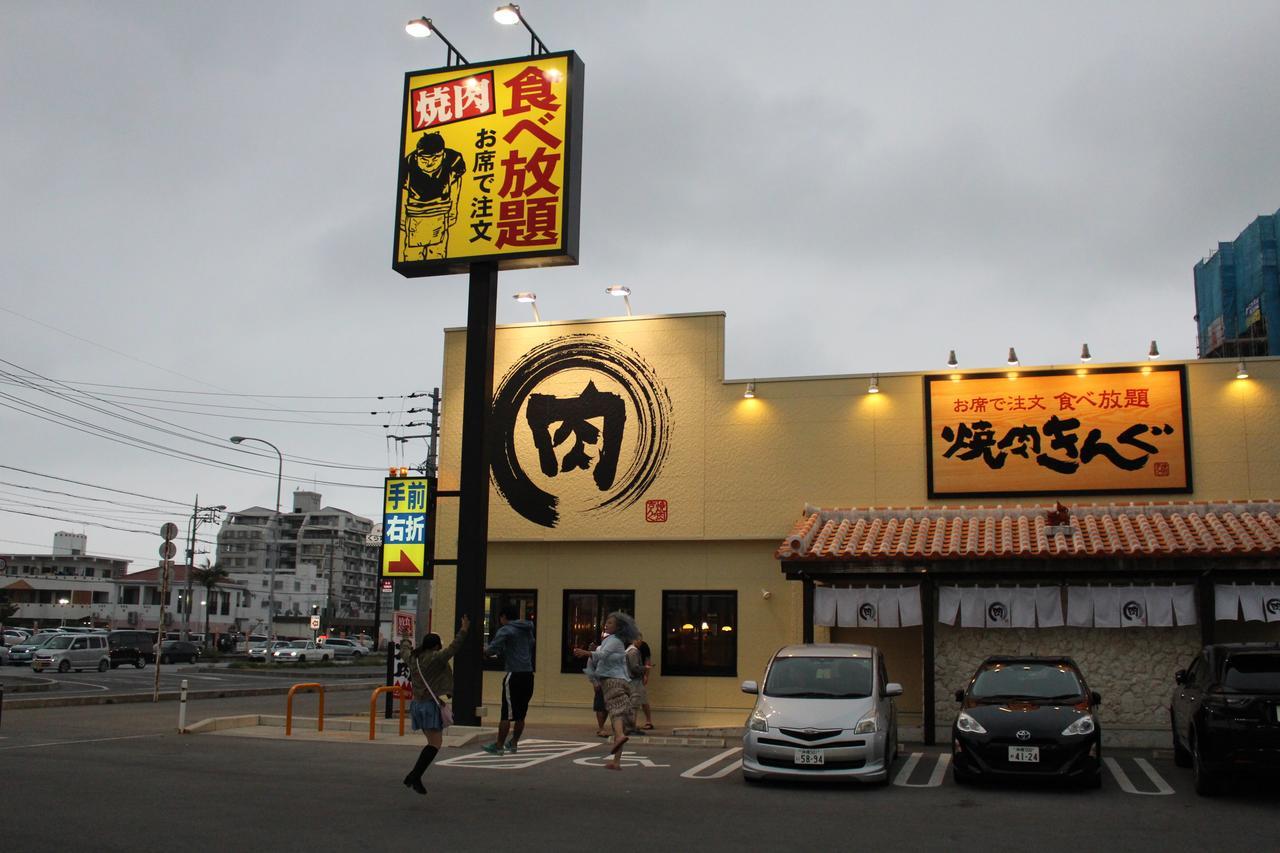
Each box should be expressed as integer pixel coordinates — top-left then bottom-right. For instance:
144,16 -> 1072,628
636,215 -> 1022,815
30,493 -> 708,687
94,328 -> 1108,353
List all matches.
32,633 -> 111,673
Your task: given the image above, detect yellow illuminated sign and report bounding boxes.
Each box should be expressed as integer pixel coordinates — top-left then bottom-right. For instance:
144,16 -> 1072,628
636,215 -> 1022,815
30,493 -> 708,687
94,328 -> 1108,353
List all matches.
381,477 -> 430,577
925,366 -> 1191,498
393,52 -> 584,277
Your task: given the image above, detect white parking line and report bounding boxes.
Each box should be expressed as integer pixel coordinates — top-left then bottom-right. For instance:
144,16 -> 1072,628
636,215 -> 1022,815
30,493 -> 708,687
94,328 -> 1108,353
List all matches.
435,738 -> 597,770
893,752 -> 950,787
681,747 -> 744,780
574,750 -> 670,768
0,734 -> 161,751
1103,757 -> 1174,795
50,678 -> 110,692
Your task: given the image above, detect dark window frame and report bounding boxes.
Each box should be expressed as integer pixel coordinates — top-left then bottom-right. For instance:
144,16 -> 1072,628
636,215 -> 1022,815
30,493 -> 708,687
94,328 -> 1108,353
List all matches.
660,590 -> 738,677
482,589 -> 538,672
561,589 -> 635,674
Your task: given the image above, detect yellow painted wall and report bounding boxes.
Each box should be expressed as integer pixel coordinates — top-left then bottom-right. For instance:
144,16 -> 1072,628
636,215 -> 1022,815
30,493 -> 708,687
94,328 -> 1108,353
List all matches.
433,312 -> 1280,711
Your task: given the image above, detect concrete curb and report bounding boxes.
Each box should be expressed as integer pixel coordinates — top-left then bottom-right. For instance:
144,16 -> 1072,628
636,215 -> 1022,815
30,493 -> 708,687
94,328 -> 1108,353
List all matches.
1,680 -> 383,710
0,676 -> 57,693
201,667 -> 387,679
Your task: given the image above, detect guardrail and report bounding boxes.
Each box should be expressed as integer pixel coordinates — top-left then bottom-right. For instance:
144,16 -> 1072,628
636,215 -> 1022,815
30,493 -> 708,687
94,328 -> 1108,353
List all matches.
286,682 -> 325,736
369,685 -> 408,740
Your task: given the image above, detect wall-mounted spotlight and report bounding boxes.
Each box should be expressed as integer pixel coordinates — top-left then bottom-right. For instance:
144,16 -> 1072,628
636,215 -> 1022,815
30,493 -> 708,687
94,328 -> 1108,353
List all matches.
512,291 -> 540,321
867,375 -> 880,394
946,350 -> 958,369
1080,343 -> 1091,362
743,381 -> 756,399
605,285 -> 633,316
1148,340 -> 1160,360
1237,361 -> 1249,380
1007,347 -> 1020,366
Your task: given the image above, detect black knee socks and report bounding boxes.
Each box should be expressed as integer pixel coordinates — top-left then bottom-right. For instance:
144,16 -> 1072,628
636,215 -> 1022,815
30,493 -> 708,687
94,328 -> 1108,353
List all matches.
409,745 -> 438,781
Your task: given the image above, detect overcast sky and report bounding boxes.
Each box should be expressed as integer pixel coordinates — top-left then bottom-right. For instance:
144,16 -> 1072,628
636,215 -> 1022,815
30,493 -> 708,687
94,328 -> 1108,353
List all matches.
2,1 -> 1278,569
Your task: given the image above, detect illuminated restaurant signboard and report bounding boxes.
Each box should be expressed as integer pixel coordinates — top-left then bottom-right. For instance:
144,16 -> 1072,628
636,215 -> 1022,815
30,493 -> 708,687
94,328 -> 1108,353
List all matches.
924,366 -> 1191,498
392,52 -> 584,278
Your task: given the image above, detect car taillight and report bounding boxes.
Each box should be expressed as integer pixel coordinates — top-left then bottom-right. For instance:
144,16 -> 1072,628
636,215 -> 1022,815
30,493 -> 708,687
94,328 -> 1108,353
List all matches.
1204,692 -> 1253,712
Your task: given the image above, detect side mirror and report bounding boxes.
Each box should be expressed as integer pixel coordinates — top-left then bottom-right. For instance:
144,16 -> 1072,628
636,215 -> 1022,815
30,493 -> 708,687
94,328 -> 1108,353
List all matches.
741,680 -> 759,695
1174,669 -> 1187,685
954,689 -> 965,703
1091,691 -> 1102,707
884,682 -> 904,698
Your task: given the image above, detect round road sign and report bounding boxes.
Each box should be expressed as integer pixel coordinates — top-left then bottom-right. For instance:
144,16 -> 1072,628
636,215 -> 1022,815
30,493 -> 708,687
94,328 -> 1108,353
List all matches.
160,522 -> 180,541
159,541 -> 177,560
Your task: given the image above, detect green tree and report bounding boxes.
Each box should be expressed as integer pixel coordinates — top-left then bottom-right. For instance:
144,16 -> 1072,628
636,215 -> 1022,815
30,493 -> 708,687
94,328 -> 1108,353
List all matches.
191,561 -> 230,646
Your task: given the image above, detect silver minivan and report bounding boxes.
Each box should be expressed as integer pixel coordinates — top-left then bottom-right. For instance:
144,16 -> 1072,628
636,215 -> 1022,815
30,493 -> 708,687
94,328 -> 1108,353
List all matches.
741,643 -> 902,783
32,633 -> 111,673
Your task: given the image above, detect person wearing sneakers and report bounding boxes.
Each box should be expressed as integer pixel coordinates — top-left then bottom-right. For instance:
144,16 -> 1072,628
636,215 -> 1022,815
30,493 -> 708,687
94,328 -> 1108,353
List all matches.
481,604 -> 536,755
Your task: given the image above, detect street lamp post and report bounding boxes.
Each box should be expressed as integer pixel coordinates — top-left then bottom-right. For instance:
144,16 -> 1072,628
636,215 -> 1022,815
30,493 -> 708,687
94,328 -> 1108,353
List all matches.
230,436 -> 284,641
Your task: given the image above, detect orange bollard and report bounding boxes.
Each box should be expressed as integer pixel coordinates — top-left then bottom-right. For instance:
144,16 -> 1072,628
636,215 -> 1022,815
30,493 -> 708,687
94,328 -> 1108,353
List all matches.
369,685 -> 408,740
286,682 -> 325,736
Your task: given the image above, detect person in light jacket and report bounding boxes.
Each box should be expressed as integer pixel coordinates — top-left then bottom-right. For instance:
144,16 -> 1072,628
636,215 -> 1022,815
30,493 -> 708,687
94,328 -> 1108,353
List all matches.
402,615 -> 469,795
573,611 -> 639,770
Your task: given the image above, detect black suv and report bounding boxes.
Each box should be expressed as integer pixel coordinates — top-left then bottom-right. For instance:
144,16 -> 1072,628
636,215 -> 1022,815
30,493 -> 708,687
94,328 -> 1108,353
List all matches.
108,629 -> 157,664
1171,643 -> 1280,796
952,656 -> 1103,789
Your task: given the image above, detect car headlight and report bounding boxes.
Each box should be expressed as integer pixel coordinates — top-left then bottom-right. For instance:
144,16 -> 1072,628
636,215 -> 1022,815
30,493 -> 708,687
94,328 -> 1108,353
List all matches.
852,715 -> 879,735
956,712 -> 987,734
749,710 -> 769,733
1061,715 -> 1095,737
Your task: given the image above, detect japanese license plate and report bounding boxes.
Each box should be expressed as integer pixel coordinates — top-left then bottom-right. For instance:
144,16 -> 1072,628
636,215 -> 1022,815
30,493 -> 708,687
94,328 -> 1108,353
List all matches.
794,749 -> 825,766
1008,746 -> 1040,763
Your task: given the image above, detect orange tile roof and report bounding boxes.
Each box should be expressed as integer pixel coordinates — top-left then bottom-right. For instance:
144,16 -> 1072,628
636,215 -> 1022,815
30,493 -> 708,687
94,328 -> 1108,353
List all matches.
776,500 -> 1280,562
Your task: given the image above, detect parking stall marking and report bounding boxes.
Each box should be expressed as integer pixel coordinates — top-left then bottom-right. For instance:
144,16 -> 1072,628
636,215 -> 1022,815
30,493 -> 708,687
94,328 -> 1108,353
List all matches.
574,750 -> 670,768
680,747 -> 743,780
892,752 -> 951,787
0,734 -> 162,752
436,738 -> 597,770
1103,757 -> 1175,796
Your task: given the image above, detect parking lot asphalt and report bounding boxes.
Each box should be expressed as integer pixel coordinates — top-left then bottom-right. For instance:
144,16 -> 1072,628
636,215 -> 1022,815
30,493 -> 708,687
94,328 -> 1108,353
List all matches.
5,695 -> 1280,852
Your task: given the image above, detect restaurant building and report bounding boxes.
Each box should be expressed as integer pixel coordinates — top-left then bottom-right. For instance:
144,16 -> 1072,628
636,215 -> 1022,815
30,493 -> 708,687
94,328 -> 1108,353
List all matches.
430,311 -> 1280,745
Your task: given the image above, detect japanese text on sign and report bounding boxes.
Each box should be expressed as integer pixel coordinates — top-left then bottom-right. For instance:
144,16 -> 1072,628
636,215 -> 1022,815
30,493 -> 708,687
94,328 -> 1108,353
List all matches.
394,52 -> 583,277
925,367 -> 1191,498
381,477 -> 430,577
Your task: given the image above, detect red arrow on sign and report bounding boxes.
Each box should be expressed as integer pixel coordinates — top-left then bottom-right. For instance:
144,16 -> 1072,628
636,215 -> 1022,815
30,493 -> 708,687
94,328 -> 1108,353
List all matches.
386,550 -> 420,574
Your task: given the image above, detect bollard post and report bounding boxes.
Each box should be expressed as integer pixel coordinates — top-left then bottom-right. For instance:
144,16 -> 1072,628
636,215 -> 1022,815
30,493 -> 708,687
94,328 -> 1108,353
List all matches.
178,679 -> 188,732
1,683 -> 4,731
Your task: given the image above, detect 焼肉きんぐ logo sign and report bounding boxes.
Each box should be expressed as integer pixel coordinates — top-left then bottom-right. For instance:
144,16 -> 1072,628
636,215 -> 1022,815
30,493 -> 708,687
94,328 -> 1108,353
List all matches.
393,52 -> 584,278
925,365 -> 1191,498
489,334 -> 674,528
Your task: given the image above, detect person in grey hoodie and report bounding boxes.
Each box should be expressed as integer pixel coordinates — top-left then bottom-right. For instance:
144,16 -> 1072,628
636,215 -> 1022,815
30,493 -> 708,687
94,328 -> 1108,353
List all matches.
481,604 -> 536,755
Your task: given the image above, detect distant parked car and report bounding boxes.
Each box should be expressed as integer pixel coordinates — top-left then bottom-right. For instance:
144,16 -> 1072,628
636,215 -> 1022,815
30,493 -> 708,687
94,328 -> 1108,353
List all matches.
3,628 -> 32,646
8,632 -> 64,666
951,656 -> 1103,789
109,629 -> 158,663
157,640 -> 201,665
32,633 -> 111,673
272,640 -> 331,663
318,638 -> 364,658
248,640 -> 291,661
109,645 -> 146,669
1171,642 -> 1280,796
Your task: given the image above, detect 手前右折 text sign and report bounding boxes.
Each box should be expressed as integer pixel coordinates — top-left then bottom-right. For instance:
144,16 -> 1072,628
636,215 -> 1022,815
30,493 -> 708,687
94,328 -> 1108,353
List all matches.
381,476 -> 430,577
393,52 -> 584,277
924,366 -> 1191,498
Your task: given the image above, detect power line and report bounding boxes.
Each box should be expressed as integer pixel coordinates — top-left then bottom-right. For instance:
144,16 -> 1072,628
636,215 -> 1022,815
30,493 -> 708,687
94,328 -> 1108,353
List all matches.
0,379 -> 384,412
0,464 -> 190,506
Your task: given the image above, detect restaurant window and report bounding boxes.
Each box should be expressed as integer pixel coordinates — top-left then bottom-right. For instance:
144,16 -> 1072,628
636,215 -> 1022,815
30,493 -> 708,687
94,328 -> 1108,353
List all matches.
482,589 -> 537,672
661,591 -> 737,677
562,590 -> 635,674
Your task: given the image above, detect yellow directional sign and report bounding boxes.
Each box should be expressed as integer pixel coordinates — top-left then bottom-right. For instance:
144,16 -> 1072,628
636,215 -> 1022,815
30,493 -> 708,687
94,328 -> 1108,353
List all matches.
381,477 -> 430,577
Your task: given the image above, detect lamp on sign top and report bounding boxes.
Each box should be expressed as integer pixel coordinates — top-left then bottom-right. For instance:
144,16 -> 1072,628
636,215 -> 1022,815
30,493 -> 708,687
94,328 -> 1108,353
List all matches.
1148,340 -> 1160,360
606,285 -> 633,316
743,382 -> 756,399
493,4 -> 550,56
946,350 -> 958,369
1080,343 -> 1091,362
1007,347 -> 1020,366
404,17 -> 469,66
867,375 -> 880,394
1237,361 -> 1249,380
512,291 -> 541,321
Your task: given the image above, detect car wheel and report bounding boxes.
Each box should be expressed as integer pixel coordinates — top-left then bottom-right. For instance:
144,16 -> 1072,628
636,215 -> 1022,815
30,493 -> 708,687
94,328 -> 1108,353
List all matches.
1171,714 -> 1191,768
298,656 -> 306,663
135,658 -> 145,669
1191,731 -> 1219,797
99,659 -> 109,672
58,659 -> 71,673
322,654 -> 330,662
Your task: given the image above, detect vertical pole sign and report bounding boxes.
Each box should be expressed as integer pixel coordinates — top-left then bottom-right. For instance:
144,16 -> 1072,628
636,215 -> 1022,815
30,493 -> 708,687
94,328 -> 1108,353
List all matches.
381,476 -> 430,582
392,51 -> 584,725
154,522 -> 179,702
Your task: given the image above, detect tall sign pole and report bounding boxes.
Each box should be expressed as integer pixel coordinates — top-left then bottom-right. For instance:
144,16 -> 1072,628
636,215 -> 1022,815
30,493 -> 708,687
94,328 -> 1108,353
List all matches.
154,522 -> 179,702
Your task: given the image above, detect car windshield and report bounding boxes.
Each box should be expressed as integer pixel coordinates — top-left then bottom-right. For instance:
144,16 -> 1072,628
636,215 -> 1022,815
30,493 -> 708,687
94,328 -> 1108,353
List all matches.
44,635 -> 75,650
1223,653 -> 1280,693
289,641 -> 309,648
970,662 -> 1084,700
764,656 -> 873,698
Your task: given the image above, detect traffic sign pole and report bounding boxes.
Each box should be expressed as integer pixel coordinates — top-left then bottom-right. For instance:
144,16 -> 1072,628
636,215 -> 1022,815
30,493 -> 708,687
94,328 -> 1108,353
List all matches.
154,524 -> 179,703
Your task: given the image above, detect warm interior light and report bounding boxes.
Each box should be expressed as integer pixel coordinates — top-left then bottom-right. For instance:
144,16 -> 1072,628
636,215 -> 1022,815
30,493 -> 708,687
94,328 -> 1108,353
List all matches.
867,376 -> 880,394
1080,343 -> 1091,362
405,17 -> 432,37
701,622 -> 710,631
1237,361 -> 1249,380
493,4 -> 521,25
743,382 -> 756,399
721,625 -> 733,632
1007,347 -> 1019,366
1148,340 -> 1160,360
681,623 -> 695,631
946,350 -> 958,368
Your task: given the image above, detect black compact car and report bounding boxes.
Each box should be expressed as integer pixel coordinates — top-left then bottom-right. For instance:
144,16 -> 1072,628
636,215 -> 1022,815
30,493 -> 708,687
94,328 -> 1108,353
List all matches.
158,640 -> 201,664
951,656 -> 1103,789
1170,643 -> 1280,796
